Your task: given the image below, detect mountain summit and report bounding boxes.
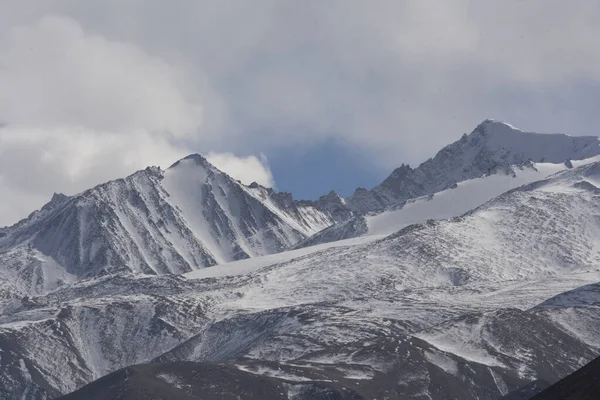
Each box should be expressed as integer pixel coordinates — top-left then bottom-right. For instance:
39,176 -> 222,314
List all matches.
345,119 -> 600,212
0,155 -> 339,297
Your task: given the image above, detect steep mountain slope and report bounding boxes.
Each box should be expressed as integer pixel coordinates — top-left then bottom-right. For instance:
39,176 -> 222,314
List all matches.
527,354 -> 600,399
294,159 -> 582,248
522,278 -> 600,399
0,155 -> 339,299
497,283 -> 600,399
503,280 -> 600,399
5,158 -> 600,399
346,119 -> 600,213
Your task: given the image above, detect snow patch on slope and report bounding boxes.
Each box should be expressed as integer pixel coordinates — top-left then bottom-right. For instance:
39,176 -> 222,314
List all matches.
367,162 -> 565,236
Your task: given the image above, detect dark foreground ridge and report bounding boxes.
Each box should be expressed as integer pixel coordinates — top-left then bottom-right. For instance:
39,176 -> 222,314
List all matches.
56,361 -> 363,400
528,355 -> 600,400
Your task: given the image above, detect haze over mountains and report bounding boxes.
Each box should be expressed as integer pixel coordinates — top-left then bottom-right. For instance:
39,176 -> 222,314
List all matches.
2,120 -> 600,399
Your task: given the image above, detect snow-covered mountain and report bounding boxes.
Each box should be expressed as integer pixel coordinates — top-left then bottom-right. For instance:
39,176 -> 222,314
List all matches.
4,120 -> 598,300
345,119 -> 600,213
295,120 -> 600,248
295,156 -> 600,249
3,120 -> 600,399
0,154 -> 340,298
4,144 -> 600,398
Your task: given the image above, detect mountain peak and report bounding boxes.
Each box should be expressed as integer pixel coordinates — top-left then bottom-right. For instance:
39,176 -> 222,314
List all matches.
474,119 -> 521,137
317,190 -> 344,204
388,163 -> 413,179
480,118 -> 510,125
39,192 -> 70,214
50,192 -> 69,204
346,120 -> 600,213
182,153 -> 208,162
167,153 -> 215,171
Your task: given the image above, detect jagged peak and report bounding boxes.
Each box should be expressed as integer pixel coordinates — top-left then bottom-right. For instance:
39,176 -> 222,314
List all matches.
183,153 -> 207,162
317,190 -> 343,203
480,118 -> 502,125
144,165 -> 162,175
168,153 -> 214,170
315,190 -> 347,208
166,154 -> 249,187
50,192 -> 69,204
479,118 -> 519,129
472,119 -> 522,137
388,163 -> 413,178
39,192 -> 70,214
323,189 -> 341,199
247,181 -> 276,192
271,191 -> 294,202
247,181 -> 276,195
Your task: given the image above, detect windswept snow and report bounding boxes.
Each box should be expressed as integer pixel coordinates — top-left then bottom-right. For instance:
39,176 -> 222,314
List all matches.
162,157 -> 231,264
184,235 -> 383,280
366,161 -> 567,236
299,156 -> 600,247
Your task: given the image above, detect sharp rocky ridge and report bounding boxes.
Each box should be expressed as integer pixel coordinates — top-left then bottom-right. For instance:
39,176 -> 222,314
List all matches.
346,119 -> 600,212
0,153 -> 343,298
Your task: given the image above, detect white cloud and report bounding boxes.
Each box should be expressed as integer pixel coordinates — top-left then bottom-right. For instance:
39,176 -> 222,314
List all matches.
0,125 -> 275,226
2,2 -> 600,224
0,15 -> 205,226
206,152 -> 275,188
0,11 -> 272,226
0,15 -> 203,135
0,125 -> 190,226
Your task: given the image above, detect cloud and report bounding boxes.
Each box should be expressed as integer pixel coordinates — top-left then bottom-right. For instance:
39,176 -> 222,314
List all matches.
206,152 -> 275,188
68,0 -> 597,162
0,125 -> 275,226
2,1 -> 600,224
0,15 -> 203,135
0,14 -> 275,227
0,15 -> 204,226
0,125 -> 190,225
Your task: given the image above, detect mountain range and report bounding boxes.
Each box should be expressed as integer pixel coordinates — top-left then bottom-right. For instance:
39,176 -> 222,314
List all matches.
2,119 -> 600,399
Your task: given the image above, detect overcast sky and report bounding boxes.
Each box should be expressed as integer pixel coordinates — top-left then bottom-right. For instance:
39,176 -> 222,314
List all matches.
1,1 -> 600,226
